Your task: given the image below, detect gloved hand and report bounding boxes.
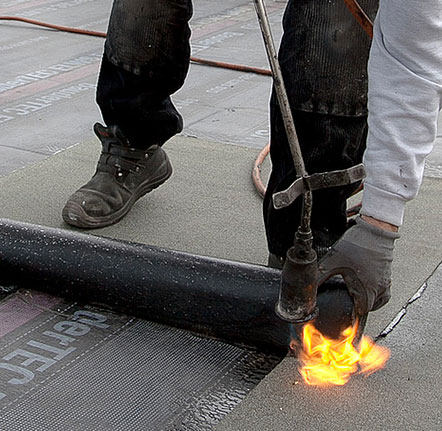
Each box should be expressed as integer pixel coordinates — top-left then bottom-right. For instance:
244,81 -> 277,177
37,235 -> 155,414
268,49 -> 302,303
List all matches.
318,216 -> 400,315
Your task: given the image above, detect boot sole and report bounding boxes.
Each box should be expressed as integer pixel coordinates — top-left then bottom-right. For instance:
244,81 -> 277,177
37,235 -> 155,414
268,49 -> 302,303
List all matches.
62,155 -> 173,229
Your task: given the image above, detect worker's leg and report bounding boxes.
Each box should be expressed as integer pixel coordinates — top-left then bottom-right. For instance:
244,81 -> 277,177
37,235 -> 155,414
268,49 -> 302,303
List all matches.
97,0 -> 193,148
264,0 -> 377,261
264,104 -> 367,260
62,0 -> 193,228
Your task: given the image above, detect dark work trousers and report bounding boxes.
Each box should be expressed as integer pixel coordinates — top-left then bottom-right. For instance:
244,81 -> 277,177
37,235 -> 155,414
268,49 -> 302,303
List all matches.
263,103 -> 368,258
96,0 -> 377,257
96,0 -> 193,148
263,0 -> 377,258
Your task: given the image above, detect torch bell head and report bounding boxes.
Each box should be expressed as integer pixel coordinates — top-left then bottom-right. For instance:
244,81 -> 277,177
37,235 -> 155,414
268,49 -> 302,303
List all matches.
275,238 -> 319,323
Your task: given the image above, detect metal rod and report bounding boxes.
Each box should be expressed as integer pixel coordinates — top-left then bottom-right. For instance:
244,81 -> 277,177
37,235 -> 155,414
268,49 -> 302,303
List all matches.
300,190 -> 313,235
253,0 -> 312,232
252,0 -> 307,178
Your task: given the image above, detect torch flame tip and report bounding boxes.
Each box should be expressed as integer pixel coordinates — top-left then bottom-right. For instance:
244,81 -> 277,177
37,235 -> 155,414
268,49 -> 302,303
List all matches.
295,321 -> 390,387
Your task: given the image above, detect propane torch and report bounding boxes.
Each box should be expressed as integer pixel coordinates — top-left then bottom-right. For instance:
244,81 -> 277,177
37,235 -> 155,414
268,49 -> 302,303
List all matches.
252,0 -> 366,324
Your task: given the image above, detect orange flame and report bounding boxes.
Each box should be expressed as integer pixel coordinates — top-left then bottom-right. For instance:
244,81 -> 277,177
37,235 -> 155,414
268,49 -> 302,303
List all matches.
294,322 -> 390,386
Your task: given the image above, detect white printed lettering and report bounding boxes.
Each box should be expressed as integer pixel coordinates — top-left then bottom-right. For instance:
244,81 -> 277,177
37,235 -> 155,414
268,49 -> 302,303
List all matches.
26,70 -> 58,79
48,64 -> 76,73
0,363 -> 34,385
26,341 -> 76,361
53,321 -> 91,337
3,106 -> 31,116
73,310 -> 109,329
42,330 -> 75,346
0,114 -> 13,123
3,349 -> 56,372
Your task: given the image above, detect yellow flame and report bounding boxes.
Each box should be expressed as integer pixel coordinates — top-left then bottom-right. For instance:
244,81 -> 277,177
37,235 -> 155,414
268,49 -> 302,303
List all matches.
296,322 -> 390,386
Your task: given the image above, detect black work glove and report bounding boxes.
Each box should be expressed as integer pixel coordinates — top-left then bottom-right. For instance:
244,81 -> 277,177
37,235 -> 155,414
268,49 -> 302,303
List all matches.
318,216 -> 400,315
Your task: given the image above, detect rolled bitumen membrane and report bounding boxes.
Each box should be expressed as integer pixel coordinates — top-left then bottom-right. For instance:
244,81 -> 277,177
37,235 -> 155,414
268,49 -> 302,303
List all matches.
0,218 -> 356,352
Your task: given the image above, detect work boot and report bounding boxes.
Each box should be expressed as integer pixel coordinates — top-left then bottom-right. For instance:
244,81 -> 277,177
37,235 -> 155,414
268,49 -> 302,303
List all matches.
62,123 -> 172,228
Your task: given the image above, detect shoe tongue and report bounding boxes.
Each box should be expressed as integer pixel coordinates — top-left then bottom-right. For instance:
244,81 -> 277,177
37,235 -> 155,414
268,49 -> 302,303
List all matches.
94,123 -> 130,147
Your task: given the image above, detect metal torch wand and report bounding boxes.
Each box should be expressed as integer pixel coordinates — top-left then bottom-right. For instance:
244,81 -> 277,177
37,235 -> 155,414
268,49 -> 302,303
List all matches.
253,0 -> 318,323
252,0 -> 366,323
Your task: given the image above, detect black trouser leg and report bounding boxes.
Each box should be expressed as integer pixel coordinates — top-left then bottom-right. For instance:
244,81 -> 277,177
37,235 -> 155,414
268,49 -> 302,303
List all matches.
263,0 -> 374,257
263,94 -> 368,258
96,0 -> 193,149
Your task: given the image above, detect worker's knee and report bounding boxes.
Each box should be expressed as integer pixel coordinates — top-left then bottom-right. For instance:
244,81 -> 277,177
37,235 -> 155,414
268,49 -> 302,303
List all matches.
105,0 -> 193,76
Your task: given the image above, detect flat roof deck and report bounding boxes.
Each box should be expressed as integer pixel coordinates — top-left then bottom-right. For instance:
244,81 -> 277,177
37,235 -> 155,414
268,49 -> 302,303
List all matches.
1,1 -> 441,429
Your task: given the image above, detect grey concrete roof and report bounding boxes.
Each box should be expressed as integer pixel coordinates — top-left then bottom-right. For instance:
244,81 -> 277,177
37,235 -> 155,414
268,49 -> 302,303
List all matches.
216,265 -> 442,431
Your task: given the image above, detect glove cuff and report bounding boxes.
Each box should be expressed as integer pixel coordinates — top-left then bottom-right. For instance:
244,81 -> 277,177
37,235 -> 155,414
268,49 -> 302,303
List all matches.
356,216 -> 400,239
341,216 -> 400,252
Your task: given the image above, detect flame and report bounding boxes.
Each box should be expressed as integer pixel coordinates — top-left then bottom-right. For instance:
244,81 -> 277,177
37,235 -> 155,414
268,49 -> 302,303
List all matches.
294,322 -> 390,386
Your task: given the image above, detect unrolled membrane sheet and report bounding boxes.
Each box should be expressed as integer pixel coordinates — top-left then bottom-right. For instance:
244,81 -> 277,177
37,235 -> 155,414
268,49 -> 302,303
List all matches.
0,289 -> 281,430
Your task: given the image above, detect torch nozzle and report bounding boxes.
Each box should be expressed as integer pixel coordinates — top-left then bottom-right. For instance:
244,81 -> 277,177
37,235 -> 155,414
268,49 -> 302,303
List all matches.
275,229 -> 319,323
